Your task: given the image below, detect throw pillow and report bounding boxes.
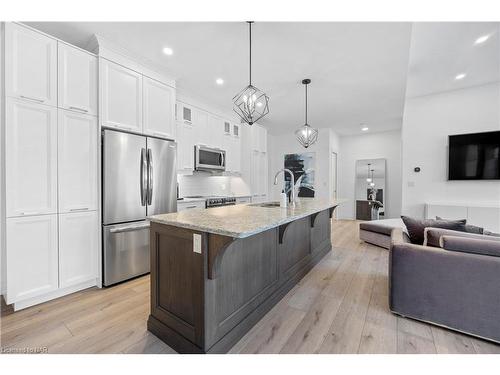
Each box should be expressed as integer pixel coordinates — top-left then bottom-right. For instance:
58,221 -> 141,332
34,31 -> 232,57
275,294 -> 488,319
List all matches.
435,216 -> 483,234
401,216 -> 467,245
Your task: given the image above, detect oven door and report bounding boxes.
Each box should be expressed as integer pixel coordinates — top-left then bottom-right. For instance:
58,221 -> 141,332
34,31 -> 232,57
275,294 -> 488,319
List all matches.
195,145 -> 226,171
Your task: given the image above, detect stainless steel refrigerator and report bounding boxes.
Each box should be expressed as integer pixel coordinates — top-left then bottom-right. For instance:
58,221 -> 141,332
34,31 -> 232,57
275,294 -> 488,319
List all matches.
102,129 -> 177,286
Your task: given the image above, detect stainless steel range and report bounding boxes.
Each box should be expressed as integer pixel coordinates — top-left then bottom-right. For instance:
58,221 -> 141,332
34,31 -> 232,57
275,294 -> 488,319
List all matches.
206,196 -> 236,208
184,196 -> 236,208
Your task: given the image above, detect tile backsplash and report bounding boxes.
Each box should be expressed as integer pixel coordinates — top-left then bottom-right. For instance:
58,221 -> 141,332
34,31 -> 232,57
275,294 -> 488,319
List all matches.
178,173 -> 251,197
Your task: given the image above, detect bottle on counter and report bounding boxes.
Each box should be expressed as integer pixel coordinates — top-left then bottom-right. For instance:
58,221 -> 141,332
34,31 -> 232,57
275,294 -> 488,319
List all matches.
280,190 -> 287,208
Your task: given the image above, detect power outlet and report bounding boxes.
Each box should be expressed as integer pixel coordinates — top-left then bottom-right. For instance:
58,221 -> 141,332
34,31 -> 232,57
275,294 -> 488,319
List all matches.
193,234 -> 202,254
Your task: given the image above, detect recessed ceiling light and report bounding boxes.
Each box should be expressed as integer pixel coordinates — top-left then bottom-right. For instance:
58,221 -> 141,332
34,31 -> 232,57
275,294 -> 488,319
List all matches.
361,126 -> 369,132
215,78 -> 224,85
455,73 -> 466,80
474,34 -> 490,45
162,47 -> 173,56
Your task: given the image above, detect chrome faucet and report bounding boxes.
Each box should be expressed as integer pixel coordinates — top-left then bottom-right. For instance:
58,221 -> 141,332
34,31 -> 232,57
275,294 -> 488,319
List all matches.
274,168 -> 296,206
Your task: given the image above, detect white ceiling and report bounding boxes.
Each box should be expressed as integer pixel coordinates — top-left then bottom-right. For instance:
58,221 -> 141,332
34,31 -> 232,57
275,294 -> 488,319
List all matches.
406,22 -> 500,98
24,22 -> 499,136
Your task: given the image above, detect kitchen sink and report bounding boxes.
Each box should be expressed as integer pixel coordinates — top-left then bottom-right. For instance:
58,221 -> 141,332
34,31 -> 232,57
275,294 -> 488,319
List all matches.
249,201 -> 282,208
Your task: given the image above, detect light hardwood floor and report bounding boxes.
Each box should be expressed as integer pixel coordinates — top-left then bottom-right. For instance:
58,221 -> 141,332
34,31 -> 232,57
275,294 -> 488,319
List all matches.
1,220 -> 499,354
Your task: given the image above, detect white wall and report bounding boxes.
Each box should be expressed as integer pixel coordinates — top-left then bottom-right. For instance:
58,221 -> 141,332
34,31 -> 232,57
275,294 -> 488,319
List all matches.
401,82 -> 500,218
268,128 -> 340,201
338,130 -> 402,220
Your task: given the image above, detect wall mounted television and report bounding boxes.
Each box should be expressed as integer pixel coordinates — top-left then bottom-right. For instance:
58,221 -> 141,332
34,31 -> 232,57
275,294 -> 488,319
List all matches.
448,131 -> 500,180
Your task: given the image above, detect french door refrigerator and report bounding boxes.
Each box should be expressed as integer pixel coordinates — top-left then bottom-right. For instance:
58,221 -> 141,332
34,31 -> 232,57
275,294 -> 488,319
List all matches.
102,129 -> 177,286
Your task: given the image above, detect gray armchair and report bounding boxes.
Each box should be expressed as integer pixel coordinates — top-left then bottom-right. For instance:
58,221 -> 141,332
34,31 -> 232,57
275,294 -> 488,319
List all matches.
389,228 -> 500,343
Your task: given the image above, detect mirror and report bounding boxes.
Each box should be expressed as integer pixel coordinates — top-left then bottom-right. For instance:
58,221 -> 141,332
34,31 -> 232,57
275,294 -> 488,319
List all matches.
355,158 -> 386,220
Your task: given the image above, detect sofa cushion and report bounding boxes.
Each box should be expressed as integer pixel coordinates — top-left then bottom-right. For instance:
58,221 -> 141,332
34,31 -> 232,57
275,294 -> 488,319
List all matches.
401,216 -> 467,245
359,222 -> 394,235
441,235 -> 500,257
435,216 -> 483,234
425,227 -> 496,248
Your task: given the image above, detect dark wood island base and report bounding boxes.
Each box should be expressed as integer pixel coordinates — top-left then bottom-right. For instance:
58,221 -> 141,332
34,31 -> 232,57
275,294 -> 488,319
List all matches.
147,207 -> 336,353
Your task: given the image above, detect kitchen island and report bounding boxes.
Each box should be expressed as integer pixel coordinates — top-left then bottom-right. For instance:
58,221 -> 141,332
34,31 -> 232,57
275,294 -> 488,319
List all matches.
147,198 -> 345,353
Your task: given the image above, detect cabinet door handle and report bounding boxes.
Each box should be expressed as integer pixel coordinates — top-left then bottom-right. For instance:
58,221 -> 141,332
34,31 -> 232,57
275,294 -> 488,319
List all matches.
69,106 -> 89,113
19,211 -> 41,216
20,95 -> 44,103
186,205 -> 197,209
70,207 -> 89,212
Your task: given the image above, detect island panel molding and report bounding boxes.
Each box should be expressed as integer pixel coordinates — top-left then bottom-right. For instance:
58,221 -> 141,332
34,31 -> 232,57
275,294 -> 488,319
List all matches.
147,202 -> 340,353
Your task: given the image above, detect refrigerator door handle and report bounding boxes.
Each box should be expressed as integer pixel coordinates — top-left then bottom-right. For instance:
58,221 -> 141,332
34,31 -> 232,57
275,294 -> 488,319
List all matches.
147,148 -> 153,205
140,148 -> 147,206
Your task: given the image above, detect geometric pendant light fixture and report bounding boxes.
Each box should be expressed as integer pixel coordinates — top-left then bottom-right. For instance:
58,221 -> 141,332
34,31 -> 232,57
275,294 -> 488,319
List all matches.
295,78 -> 318,148
232,21 -> 270,125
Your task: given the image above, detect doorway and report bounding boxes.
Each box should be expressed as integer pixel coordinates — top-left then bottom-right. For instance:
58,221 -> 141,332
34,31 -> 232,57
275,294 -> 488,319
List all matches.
331,152 -> 338,219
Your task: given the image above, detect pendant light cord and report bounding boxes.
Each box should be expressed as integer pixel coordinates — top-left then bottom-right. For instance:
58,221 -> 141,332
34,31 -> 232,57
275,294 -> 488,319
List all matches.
248,21 -> 252,86
305,83 -> 308,125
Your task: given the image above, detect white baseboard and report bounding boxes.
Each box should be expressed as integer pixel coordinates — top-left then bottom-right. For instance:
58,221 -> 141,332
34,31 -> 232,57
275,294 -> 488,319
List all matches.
13,279 -> 97,311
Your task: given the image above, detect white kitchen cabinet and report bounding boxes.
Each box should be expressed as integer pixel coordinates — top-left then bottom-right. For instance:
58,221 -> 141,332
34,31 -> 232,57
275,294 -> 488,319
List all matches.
58,211 -> 98,288
6,99 -> 58,217
143,76 -> 176,139
58,42 -> 98,115
100,58 -> 143,132
251,150 -> 268,202
177,121 -> 195,171
207,114 -> 224,148
4,23 -> 57,106
6,214 -> 59,304
223,131 -> 241,174
177,200 -> 206,212
58,110 -> 98,213
251,124 -> 267,153
195,108 -> 209,146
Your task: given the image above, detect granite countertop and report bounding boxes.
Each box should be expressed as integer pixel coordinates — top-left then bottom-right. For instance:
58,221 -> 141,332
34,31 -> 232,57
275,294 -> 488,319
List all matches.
148,198 -> 347,238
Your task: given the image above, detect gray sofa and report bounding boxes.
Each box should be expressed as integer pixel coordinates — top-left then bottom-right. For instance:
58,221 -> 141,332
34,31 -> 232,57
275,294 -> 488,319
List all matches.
389,227 -> 500,343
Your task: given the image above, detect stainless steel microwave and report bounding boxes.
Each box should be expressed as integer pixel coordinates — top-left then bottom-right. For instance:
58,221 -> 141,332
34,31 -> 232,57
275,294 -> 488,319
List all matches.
194,145 -> 226,171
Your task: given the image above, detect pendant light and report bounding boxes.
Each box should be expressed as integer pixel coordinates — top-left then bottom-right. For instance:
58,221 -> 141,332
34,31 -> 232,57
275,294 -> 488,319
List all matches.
369,169 -> 375,187
232,21 -> 269,125
295,79 -> 319,148
366,163 -> 372,183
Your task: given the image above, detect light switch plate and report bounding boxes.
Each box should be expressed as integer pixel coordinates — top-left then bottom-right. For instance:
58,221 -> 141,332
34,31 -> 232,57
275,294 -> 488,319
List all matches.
193,234 -> 202,254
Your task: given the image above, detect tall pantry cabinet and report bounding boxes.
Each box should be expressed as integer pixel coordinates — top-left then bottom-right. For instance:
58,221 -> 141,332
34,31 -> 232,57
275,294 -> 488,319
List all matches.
2,23 -> 99,309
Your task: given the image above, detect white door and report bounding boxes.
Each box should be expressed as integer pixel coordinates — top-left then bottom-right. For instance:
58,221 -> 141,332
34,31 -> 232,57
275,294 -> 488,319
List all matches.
6,99 -> 58,217
58,211 -> 98,288
143,76 -> 176,139
58,110 -> 98,213
5,23 -> 57,106
6,214 -> 58,304
58,42 -> 98,115
100,59 -> 143,132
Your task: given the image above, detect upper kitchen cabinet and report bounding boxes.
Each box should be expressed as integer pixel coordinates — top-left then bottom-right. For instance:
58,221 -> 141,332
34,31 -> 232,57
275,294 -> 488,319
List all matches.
100,59 -> 143,132
251,124 -> 267,153
58,110 -> 98,213
58,43 -> 98,115
143,76 -> 176,139
4,23 -> 57,106
5,99 -> 58,217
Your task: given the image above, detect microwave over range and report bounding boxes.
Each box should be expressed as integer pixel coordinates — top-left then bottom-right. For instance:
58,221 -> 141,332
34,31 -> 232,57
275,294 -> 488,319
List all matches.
194,145 -> 226,171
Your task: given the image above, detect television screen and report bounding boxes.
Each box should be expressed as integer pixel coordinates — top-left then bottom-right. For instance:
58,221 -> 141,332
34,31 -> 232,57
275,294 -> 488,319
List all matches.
448,131 -> 500,180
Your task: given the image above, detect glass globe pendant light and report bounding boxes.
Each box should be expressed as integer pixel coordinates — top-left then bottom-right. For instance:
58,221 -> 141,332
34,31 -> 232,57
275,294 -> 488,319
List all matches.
295,79 -> 319,148
232,21 -> 269,125
369,169 -> 375,187
366,163 -> 372,182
